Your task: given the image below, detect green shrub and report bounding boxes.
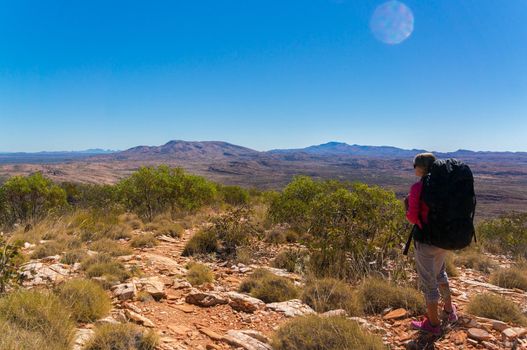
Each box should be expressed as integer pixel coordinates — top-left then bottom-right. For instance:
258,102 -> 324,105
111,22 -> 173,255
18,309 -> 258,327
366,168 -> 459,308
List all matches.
357,278 -> 425,315
490,268 -> 527,291
478,212 -> 527,258
239,268 -> 299,303
212,206 -> 258,258
57,279 -> 111,322
467,293 -> 526,325
0,290 -> 75,350
186,262 -> 214,286
272,249 -> 308,273
270,177 -> 407,280
89,239 -> 133,256
130,233 -> 158,248
454,250 -> 495,273
118,166 -> 217,221
302,278 -> 360,316
272,315 -> 385,350
0,236 -> 24,294
0,172 -> 67,224
83,323 -> 158,350
220,185 -> 250,206
182,229 -> 218,256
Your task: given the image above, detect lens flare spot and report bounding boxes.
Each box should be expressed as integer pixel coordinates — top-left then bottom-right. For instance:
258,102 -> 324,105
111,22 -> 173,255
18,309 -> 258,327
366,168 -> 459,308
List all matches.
370,1 -> 414,45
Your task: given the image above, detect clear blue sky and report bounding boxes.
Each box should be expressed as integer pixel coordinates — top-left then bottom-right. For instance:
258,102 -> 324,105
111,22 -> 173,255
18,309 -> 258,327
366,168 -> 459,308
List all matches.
1,0 -> 526,152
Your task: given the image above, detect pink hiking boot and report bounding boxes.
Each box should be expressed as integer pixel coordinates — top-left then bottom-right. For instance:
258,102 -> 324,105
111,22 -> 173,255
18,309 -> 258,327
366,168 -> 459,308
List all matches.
410,318 -> 442,336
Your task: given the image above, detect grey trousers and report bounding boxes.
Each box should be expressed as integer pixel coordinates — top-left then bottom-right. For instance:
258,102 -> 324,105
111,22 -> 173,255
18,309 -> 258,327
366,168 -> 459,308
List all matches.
414,241 -> 449,303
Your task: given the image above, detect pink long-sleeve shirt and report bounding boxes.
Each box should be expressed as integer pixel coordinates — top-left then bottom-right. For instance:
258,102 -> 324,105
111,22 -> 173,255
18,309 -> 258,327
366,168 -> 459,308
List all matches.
406,180 -> 429,229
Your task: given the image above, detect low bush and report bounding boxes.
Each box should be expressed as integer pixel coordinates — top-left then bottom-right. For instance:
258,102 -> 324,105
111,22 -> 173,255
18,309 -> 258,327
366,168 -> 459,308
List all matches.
56,279 -> 111,322
490,268 -> 527,291
272,315 -> 385,350
239,268 -> 299,303
220,185 -> 250,206
302,278 -> 360,316
0,236 -> 24,293
89,239 -> 133,256
130,233 -> 158,248
478,212 -> 527,258
467,293 -> 526,325
30,240 -> 65,259
82,254 -> 131,286
264,229 -> 287,244
182,229 -> 218,256
83,323 -> 158,350
454,250 -> 495,273
272,249 -> 308,273
235,246 -> 253,265
186,262 -> 214,286
61,248 -> 88,265
357,278 -> 425,315
118,213 -> 144,230
157,222 -> 185,238
0,290 -> 75,350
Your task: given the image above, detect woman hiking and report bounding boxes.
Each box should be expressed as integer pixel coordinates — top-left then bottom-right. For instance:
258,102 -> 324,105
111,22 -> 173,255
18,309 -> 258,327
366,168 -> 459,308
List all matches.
405,153 -> 458,335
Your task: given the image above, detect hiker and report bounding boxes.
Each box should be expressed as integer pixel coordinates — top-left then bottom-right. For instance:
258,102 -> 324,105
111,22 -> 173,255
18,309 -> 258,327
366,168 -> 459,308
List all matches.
405,153 -> 458,335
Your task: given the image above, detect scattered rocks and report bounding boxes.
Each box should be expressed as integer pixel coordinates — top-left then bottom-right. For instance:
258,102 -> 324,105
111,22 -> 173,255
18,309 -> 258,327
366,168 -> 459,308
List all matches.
467,327 -> 491,342
72,328 -> 95,350
185,289 -> 229,307
111,282 -> 137,301
348,317 -> 387,335
266,299 -> 315,317
124,309 -> 155,328
20,261 -> 72,285
226,291 -> 265,313
199,327 -> 223,341
320,309 -> 347,317
222,330 -> 273,350
382,308 -> 408,320
492,320 -> 509,332
136,276 -> 166,300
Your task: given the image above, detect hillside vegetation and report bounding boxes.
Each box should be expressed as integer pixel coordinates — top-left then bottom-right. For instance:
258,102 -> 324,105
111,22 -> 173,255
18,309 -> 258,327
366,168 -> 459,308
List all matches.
0,167 -> 526,349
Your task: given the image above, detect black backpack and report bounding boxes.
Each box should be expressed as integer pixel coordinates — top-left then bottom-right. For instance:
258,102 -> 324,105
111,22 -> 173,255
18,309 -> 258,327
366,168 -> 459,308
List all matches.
403,158 -> 477,254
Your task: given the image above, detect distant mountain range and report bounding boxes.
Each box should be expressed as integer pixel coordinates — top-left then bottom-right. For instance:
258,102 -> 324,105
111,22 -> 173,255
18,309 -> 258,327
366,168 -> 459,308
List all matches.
97,140 -> 527,161
1,140 -> 526,219
2,141 -> 526,162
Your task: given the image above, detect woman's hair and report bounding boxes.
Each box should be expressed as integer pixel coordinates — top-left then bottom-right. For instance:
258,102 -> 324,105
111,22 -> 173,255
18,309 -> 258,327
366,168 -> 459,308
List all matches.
413,153 -> 436,173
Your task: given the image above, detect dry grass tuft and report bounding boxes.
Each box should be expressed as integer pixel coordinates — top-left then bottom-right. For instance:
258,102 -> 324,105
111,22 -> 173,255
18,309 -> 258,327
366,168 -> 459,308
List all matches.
0,290 -> 76,350
302,278 -> 361,316
490,268 -> 527,291
239,268 -> 299,303
357,278 -> 426,315
83,323 -> 158,350
467,293 -> 527,325
186,262 -> 214,286
272,315 -> 386,350
56,279 -> 111,322
130,233 -> 158,248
